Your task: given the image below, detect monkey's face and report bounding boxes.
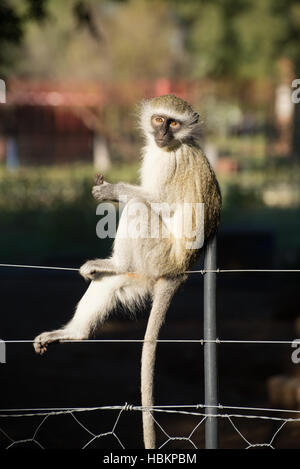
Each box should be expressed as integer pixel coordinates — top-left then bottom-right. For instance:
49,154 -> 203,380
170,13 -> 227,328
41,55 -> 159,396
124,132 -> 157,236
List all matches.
151,114 -> 181,148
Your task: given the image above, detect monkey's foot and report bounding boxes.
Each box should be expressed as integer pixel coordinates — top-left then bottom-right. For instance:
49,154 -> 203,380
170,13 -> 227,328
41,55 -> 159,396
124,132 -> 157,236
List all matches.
79,260 -> 101,281
33,330 -> 68,355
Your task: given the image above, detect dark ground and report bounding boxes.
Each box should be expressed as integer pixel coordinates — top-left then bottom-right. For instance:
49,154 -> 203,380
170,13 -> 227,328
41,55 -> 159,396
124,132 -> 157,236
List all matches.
0,260 -> 300,449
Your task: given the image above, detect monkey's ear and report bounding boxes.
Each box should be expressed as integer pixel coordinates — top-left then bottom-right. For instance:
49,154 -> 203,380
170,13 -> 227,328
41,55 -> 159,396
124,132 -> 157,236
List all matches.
193,112 -> 199,124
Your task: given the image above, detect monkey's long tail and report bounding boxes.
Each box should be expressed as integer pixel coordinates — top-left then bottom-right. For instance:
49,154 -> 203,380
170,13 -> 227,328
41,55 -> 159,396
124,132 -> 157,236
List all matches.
141,276 -> 184,449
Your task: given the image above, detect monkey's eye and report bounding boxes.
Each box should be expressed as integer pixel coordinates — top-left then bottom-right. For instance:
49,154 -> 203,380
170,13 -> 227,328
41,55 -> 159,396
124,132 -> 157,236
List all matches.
170,121 -> 180,128
151,116 -> 165,128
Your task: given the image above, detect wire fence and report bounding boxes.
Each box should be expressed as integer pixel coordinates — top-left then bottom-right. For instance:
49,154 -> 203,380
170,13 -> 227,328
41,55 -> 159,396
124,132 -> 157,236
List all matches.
1,239 -> 300,449
1,404 -> 300,449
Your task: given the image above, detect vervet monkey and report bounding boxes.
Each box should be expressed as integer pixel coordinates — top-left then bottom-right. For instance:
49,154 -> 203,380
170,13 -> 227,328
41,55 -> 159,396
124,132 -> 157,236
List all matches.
33,95 -> 221,449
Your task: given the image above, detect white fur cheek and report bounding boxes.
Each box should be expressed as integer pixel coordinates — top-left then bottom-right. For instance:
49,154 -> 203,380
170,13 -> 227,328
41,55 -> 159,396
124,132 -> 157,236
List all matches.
174,128 -> 191,140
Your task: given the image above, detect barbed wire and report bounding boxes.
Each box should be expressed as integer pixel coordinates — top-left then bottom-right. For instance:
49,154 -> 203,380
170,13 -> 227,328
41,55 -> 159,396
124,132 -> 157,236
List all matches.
0,263 -> 78,272
0,263 -> 300,274
1,402 -> 300,418
2,338 -> 300,345
1,403 -> 300,449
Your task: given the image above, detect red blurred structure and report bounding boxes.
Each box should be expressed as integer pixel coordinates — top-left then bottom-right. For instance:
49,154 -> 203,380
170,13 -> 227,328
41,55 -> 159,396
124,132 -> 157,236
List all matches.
0,78 -> 204,167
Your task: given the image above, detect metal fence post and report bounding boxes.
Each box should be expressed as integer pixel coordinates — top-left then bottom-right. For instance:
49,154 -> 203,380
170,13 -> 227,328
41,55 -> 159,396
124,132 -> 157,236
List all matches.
204,235 -> 218,448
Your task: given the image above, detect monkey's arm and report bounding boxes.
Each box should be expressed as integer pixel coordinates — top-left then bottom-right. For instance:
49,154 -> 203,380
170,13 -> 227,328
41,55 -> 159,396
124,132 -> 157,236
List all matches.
92,182 -> 155,203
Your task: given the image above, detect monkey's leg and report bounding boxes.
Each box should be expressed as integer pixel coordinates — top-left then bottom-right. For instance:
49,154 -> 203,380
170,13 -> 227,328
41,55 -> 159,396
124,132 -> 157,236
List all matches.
141,276 -> 184,449
33,274 -> 130,355
79,258 -> 119,280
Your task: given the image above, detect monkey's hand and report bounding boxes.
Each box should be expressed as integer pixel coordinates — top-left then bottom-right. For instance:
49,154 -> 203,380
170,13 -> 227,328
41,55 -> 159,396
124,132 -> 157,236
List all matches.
92,182 -> 114,202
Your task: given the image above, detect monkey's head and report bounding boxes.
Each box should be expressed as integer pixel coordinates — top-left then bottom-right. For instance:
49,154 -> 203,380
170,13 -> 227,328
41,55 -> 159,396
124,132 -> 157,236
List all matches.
139,95 -> 201,150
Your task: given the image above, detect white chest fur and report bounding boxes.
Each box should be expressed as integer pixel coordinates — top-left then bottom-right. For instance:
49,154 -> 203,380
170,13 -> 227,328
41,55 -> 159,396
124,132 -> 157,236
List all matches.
140,142 -> 176,197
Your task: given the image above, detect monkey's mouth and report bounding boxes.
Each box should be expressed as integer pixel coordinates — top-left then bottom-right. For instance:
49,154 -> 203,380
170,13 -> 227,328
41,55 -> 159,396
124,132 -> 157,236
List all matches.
155,137 -> 172,147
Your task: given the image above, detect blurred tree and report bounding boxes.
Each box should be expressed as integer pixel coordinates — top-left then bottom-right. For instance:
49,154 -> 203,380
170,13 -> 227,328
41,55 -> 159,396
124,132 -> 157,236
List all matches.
2,0 -> 300,157
172,0 -> 289,78
0,0 -> 49,76
73,0 -> 103,41
10,0 -> 186,80
172,0 -> 300,158
105,0 -> 186,80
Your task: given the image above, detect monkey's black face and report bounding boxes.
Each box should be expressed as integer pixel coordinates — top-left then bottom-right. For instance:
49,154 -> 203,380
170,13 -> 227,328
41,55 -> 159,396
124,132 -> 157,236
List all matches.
151,114 -> 182,148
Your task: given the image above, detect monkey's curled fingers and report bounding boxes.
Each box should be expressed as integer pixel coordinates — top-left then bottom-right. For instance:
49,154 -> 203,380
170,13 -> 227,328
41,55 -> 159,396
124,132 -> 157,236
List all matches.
33,330 -> 68,355
79,260 -> 101,281
94,173 -> 104,185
